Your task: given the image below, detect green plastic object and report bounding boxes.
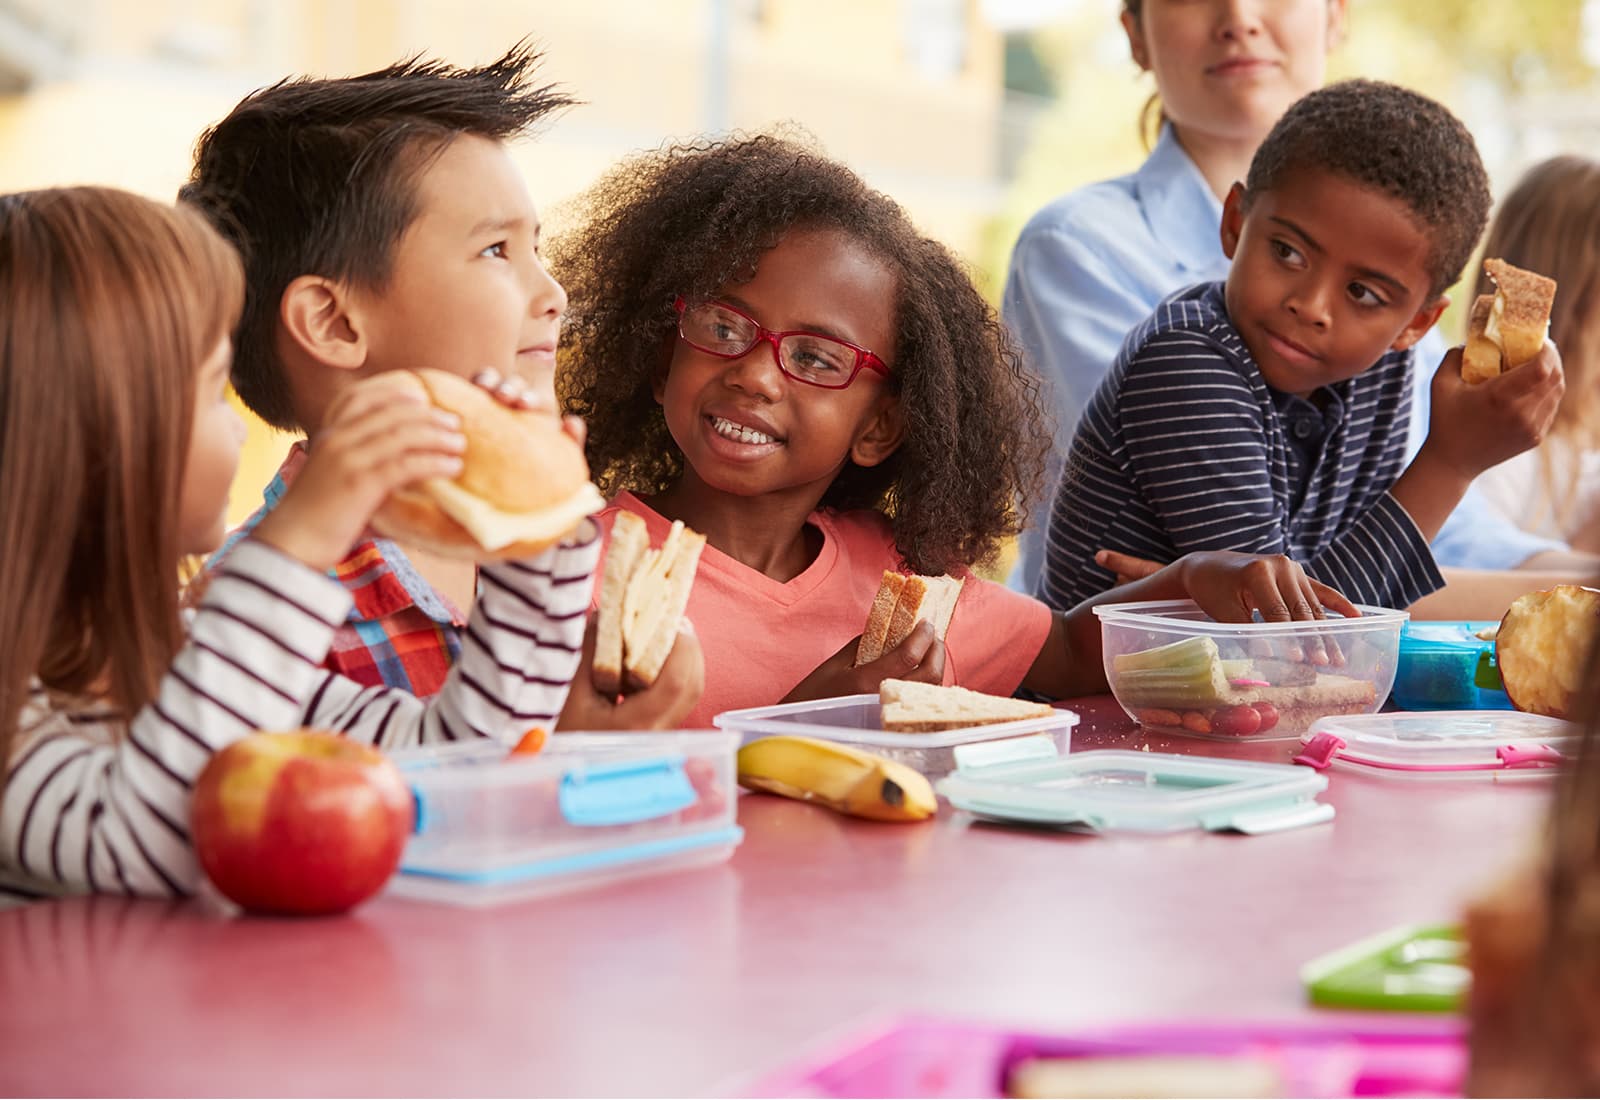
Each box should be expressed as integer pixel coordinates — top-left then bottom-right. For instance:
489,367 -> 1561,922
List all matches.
1301,923 -> 1467,1013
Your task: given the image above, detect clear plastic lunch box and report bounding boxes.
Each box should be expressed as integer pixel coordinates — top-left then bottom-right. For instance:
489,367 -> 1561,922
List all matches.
935,746 -> 1333,835
1392,621 -> 1512,711
1295,711 -> 1578,779
1094,600 -> 1407,741
713,694 -> 1078,780
385,731 -> 742,906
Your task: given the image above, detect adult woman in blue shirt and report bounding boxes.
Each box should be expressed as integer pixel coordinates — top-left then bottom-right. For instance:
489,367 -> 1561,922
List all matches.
1004,0 -> 1593,610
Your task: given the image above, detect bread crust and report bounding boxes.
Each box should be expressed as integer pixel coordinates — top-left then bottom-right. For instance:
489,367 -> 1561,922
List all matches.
854,572 -> 906,666
593,512 -> 649,696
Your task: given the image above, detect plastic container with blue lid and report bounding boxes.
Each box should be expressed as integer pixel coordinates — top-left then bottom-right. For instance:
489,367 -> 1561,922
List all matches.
935,746 -> 1333,834
1392,621 -> 1512,711
386,731 -> 742,906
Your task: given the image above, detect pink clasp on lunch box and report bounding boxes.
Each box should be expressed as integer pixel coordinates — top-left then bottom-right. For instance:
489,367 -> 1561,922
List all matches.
1294,732 -> 1345,770
1496,744 -> 1565,769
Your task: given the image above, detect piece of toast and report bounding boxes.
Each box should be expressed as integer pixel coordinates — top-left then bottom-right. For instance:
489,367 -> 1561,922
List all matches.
1484,258 -> 1556,368
593,512 -> 650,695
1463,258 -> 1557,385
854,572 -> 965,667
879,678 -> 1055,732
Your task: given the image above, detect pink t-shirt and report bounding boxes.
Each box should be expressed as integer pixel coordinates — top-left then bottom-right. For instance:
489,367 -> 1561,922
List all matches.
594,492 -> 1054,729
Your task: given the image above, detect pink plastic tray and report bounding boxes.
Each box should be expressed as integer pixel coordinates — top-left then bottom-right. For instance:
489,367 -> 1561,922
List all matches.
746,1014 -> 1465,1098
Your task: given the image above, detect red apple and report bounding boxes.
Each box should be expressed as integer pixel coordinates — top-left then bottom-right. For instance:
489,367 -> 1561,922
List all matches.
192,730 -> 413,916
1496,585 -> 1600,719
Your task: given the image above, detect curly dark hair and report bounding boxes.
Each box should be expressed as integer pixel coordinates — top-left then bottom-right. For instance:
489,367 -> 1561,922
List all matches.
180,42 -> 574,430
550,133 -> 1050,576
1245,79 -> 1490,297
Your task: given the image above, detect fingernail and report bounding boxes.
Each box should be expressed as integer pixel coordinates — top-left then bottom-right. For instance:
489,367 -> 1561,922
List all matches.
473,369 -> 498,386
435,410 -> 461,428
677,616 -> 696,637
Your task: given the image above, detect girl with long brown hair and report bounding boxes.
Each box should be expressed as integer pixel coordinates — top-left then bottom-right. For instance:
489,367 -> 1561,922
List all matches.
0,187 -> 600,901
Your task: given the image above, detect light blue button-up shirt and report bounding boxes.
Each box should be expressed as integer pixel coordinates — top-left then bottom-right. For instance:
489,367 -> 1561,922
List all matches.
1002,126 -> 1564,597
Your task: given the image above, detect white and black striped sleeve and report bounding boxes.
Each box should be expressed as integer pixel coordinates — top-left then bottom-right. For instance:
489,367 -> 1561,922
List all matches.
0,539 -> 353,899
301,519 -> 602,750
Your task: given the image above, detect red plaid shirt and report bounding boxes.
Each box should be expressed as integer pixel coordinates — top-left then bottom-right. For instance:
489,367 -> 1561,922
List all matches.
211,442 -> 465,698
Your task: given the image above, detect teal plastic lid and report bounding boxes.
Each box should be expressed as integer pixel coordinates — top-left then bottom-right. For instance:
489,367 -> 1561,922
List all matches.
935,748 -> 1332,835
1302,924 -> 1467,1012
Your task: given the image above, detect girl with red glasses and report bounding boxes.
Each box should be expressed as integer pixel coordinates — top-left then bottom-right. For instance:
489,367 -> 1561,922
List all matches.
551,135 -> 1355,728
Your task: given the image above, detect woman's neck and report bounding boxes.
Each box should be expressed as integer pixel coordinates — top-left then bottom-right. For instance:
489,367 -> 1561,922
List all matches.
646,479 -> 825,583
1170,125 -> 1263,202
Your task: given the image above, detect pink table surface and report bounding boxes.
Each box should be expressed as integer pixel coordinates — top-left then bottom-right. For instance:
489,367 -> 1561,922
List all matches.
0,697 -> 1550,1097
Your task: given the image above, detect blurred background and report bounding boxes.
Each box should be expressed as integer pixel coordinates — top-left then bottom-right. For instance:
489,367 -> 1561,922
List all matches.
1,0 -> 1596,521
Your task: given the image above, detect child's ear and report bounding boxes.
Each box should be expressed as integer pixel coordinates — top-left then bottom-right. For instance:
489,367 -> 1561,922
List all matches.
1326,0 -> 1349,50
1121,7 -> 1149,70
850,395 -> 904,468
280,275 -> 367,370
1219,183 -> 1248,260
1391,294 -> 1449,352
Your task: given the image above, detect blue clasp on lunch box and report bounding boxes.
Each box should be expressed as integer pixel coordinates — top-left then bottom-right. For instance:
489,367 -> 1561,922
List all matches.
557,756 -> 697,826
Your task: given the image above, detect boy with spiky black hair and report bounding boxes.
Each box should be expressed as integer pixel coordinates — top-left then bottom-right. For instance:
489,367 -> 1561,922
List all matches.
184,44 -> 701,728
1042,79 -> 1566,614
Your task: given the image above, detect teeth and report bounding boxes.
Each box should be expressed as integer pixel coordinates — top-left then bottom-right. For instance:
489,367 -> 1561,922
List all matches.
710,416 -> 777,445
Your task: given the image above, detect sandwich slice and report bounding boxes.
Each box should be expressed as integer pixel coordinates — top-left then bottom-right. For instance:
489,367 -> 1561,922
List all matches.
371,369 -> 606,559
854,571 -> 966,666
1462,258 -> 1557,385
593,514 -> 706,693
592,511 -> 650,696
879,678 -> 1055,733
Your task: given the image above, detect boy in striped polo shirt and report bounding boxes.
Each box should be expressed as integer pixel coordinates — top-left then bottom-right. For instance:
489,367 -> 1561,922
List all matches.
1041,80 -> 1566,614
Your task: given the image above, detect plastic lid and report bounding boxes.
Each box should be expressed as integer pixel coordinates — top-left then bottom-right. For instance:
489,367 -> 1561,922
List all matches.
1297,711 -> 1578,775
1301,924 -> 1467,1013
1093,599 -> 1408,633
935,749 -> 1332,835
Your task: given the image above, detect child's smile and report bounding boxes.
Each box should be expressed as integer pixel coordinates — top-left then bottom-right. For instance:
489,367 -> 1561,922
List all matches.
656,226 -> 900,504
1220,166 -> 1444,397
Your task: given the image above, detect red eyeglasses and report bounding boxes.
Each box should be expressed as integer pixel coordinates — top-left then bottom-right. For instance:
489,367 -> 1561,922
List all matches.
673,297 -> 891,390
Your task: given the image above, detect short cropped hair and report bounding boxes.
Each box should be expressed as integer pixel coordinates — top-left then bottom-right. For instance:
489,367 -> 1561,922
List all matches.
180,42 -> 573,429
1245,79 -> 1491,297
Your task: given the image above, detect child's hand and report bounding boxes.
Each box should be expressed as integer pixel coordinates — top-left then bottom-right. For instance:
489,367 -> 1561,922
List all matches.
253,375 -> 466,572
1423,343 -> 1565,479
472,367 -> 585,449
1178,551 -> 1358,666
557,612 -> 705,730
1095,549 -> 1164,586
781,620 -> 945,704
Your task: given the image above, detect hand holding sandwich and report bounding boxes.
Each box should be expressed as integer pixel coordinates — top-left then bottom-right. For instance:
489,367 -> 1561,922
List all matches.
558,610 -> 705,730
1391,343 -> 1565,542
255,369 -> 603,572
254,372 -> 470,571
781,619 -> 946,705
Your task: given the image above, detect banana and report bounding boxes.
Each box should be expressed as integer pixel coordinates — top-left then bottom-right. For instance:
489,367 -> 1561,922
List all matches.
736,735 -> 937,823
